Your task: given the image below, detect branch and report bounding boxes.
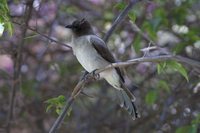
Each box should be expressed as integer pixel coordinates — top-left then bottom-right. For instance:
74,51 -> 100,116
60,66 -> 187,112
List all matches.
96,55 -> 200,74
12,21 -> 71,49
103,0 -> 142,42
49,77 -> 87,133
48,97 -> 74,133
48,54 -> 200,133
38,0 -> 66,58
6,1 -> 34,133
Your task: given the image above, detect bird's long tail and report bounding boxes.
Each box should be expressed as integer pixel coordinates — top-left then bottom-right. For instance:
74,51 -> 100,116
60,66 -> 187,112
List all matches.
116,84 -> 139,119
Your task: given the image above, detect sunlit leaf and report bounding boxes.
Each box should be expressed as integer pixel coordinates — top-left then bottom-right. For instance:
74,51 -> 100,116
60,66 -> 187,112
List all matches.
157,61 -> 188,82
57,95 -> 66,103
46,105 -> 53,112
45,95 -> 66,115
56,108 -> 62,115
157,62 -> 167,74
6,22 -> 13,36
0,0 -> 13,36
168,61 -> 189,82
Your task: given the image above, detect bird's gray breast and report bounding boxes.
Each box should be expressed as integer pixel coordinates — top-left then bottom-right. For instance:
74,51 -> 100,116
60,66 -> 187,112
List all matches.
72,36 -> 109,73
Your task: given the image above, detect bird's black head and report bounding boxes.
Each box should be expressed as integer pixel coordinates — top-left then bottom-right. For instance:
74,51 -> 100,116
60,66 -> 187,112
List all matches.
65,19 -> 94,37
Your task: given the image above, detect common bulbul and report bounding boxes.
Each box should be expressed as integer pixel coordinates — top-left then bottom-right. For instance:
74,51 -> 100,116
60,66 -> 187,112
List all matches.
65,19 -> 139,119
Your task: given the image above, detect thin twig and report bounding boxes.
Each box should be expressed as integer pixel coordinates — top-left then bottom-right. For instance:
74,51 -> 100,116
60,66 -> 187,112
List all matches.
6,1 -> 34,133
103,0 -> 142,42
95,55 -> 200,74
49,78 -> 87,133
38,0 -> 65,58
12,21 -> 71,49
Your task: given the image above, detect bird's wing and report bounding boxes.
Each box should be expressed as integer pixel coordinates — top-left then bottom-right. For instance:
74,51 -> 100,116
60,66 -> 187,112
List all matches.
90,36 -> 124,82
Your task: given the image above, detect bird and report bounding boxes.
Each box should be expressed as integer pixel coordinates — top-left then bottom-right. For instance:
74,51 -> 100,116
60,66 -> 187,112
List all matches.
65,18 -> 139,119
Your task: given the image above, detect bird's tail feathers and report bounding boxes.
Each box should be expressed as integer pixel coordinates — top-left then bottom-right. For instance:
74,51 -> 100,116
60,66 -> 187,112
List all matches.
116,89 -> 139,120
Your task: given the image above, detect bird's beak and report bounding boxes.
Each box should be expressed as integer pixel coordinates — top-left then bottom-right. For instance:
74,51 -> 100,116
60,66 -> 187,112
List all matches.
65,25 -> 73,28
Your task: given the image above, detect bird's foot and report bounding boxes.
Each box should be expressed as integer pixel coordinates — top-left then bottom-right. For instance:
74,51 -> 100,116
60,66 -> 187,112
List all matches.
91,69 -> 100,80
81,71 -> 89,80
83,69 -> 100,81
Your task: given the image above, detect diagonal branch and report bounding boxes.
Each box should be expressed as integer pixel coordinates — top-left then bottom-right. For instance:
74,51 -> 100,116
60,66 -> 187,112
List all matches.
12,21 -> 71,49
103,0 -> 142,42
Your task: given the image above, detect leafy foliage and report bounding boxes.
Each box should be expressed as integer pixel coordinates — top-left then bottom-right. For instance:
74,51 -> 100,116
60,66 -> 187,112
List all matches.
0,0 -> 199,132
157,60 -> 189,81
0,0 -> 13,36
45,95 -> 67,115
175,114 -> 200,133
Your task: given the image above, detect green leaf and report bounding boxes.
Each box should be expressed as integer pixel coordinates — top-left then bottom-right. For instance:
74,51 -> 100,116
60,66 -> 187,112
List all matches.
45,95 -> 66,115
149,18 -> 162,31
57,95 -> 66,103
190,124 -> 198,133
5,22 -> 13,36
193,114 -> 200,123
114,2 -> 126,10
142,21 -> 157,40
157,80 -> 170,93
176,114 -> 200,133
56,108 -> 62,115
157,63 -> 162,74
128,11 -> 136,23
172,43 -> 187,54
157,61 -> 188,82
46,105 -> 53,112
175,125 -> 197,133
145,90 -> 157,105
132,35 -> 141,53
168,61 -> 189,82
0,0 -> 13,36
157,62 -> 167,74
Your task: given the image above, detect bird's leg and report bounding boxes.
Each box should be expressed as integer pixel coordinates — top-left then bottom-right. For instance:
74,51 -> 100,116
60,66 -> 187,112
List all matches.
81,71 -> 89,80
72,70 -> 100,98
82,69 -> 100,81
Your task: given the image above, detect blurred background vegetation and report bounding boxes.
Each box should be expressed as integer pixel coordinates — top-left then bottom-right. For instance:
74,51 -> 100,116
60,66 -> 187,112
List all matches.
0,0 -> 200,133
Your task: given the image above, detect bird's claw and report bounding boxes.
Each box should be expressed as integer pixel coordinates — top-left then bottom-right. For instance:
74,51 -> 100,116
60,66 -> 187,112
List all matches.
83,69 -> 100,81
91,69 -> 100,80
